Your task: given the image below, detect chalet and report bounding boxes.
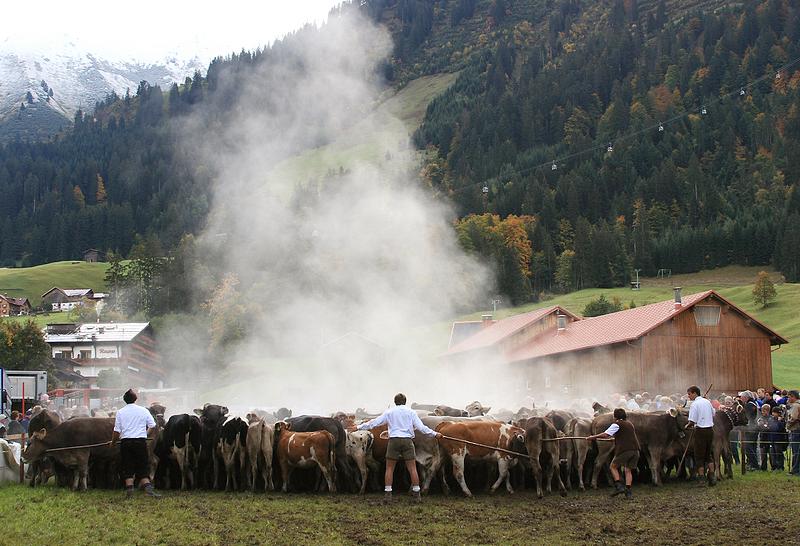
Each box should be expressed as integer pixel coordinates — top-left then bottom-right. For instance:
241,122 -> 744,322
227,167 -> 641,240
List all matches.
0,294 -> 32,316
41,287 -> 94,311
44,322 -> 163,388
83,249 -> 105,262
444,289 -> 787,396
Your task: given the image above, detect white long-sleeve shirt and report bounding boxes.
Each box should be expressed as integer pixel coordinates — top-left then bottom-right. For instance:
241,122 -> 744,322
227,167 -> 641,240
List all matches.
114,403 -> 155,439
357,405 -> 437,439
688,396 -> 715,428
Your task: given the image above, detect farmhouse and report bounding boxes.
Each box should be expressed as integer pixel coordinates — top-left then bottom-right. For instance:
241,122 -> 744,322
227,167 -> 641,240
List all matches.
44,322 -> 163,388
83,248 -> 106,262
444,289 -> 787,396
0,294 -> 32,316
41,287 -> 94,311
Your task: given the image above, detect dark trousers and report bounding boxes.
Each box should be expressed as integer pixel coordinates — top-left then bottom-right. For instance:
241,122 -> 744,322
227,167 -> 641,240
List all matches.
770,444 -> 785,471
745,432 -> 759,469
759,441 -> 770,470
729,432 -> 740,464
791,431 -> 800,475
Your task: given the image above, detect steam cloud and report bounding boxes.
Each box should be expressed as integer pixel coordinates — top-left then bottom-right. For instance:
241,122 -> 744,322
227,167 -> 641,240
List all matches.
160,10 -> 504,415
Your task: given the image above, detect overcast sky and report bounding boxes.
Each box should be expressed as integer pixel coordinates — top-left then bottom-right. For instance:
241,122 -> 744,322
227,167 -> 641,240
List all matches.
0,0 -> 342,63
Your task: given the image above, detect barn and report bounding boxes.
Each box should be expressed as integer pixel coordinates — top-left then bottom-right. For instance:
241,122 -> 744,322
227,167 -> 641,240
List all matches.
444,289 -> 787,396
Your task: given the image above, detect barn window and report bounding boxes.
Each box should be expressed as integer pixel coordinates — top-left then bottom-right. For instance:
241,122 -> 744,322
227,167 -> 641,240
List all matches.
694,305 -> 721,327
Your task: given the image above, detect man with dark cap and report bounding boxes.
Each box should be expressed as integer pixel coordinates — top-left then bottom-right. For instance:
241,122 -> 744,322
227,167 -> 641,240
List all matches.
739,390 -> 760,470
586,407 -> 640,498
112,388 -> 160,498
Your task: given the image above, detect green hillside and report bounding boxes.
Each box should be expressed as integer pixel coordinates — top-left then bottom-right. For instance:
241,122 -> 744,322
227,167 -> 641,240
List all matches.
266,72 -> 458,185
0,261 -> 110,306
457,265 -> 799,388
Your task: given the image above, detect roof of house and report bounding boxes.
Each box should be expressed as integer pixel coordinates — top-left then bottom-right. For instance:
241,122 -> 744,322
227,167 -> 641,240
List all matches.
45,323 -> 150,344
41,287 -> 93,299
506,290 -> 788,362
444,306 -> 579,356
0,295 -> 30,306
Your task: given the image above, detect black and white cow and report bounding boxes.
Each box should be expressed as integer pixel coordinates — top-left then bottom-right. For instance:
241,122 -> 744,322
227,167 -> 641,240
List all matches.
155,414 -> 202,490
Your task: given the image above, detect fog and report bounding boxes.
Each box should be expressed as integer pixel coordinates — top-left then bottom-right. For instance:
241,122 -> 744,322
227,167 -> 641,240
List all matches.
159,9 -> 513,415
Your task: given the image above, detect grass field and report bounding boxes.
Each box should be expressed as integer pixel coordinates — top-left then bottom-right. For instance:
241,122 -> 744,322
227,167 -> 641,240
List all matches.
0,260 -> 109,306
1,472 -> 797,545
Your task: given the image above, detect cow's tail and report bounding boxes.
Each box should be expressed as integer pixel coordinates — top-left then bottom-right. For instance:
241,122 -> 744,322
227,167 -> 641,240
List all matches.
365,431 -> 373,453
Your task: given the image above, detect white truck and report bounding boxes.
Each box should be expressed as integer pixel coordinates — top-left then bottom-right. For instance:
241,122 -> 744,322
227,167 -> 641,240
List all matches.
0,369 -> 48,413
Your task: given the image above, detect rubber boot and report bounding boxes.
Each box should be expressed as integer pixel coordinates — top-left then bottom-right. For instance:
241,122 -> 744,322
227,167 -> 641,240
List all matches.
144,483 -> 162,498
624,486 -> 632,499
610,480 -> 625,497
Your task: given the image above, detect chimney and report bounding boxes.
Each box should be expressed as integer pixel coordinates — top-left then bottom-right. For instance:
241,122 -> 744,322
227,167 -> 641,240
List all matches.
673,287 -> 682,309
481,314 -> 493,329
557,314 -> 567,331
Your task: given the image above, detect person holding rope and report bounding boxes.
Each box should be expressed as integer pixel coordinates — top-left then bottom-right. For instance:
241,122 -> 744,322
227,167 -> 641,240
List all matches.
354,393 -> 442,503
112,389 -> 160,498
686,385 -> 716,485
586,408 -> 639,499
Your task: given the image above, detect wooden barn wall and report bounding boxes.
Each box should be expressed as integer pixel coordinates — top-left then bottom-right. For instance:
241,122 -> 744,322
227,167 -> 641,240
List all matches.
642,299 -> 774,393
502,313 -> 556,353
519,344 -> 641,396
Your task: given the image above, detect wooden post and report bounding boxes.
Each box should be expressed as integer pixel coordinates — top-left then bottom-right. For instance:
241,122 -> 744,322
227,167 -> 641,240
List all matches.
740,429 -> 746,475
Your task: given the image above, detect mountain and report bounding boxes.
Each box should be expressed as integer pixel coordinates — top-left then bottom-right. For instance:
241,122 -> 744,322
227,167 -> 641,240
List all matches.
0,43 -> 206,141
1,0 -> 800,307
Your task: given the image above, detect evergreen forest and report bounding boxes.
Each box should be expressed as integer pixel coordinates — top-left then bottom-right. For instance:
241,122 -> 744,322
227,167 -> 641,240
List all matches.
2,0 -> 800,309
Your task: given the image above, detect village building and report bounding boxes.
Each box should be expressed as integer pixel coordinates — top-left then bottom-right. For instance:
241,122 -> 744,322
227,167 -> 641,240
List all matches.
40,287 -> 98,311
444,289 -> 787,396
83,248 -> 106,262
0,294 -> 32,316
44,322 -> 163,388
41,287 -> 94,311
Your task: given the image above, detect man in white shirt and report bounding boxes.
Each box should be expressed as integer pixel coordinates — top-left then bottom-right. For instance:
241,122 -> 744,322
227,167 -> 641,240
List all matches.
686,385 -> 716,486
112,389 -> 160,498
355,393 -> 442,503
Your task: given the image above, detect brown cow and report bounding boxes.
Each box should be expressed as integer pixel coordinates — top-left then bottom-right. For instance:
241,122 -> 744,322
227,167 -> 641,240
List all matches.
275,422 -> 336,493
565,417 -> 593,491
590,409 -> 688,488
22,418 -> 117,491
436,421 -> 526,497
522,417 -> 566,498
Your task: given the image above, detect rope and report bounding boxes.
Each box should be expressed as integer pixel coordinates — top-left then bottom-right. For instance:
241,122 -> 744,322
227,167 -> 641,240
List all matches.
542,436 -> 614,442
41,438 -> 154,453
44,441 -> 113,452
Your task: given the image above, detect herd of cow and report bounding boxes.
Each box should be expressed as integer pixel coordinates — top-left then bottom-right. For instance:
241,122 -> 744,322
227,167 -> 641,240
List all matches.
18,399 -> 750,497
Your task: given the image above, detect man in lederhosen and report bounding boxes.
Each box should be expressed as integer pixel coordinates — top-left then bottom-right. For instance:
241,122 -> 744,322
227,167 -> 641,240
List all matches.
112,389 -> 160,498
587,407 -> 640,498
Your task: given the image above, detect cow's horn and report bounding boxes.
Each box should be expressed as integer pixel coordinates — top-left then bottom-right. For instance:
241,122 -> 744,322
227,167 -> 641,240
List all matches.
668,407 -> 678,417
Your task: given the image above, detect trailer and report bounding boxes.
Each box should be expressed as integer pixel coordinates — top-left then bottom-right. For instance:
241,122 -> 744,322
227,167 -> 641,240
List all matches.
0,369 -> 48,412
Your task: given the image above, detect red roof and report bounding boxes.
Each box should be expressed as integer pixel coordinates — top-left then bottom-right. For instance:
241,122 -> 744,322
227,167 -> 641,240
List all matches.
506,290 -> 787,362
444,306 -> 577,356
